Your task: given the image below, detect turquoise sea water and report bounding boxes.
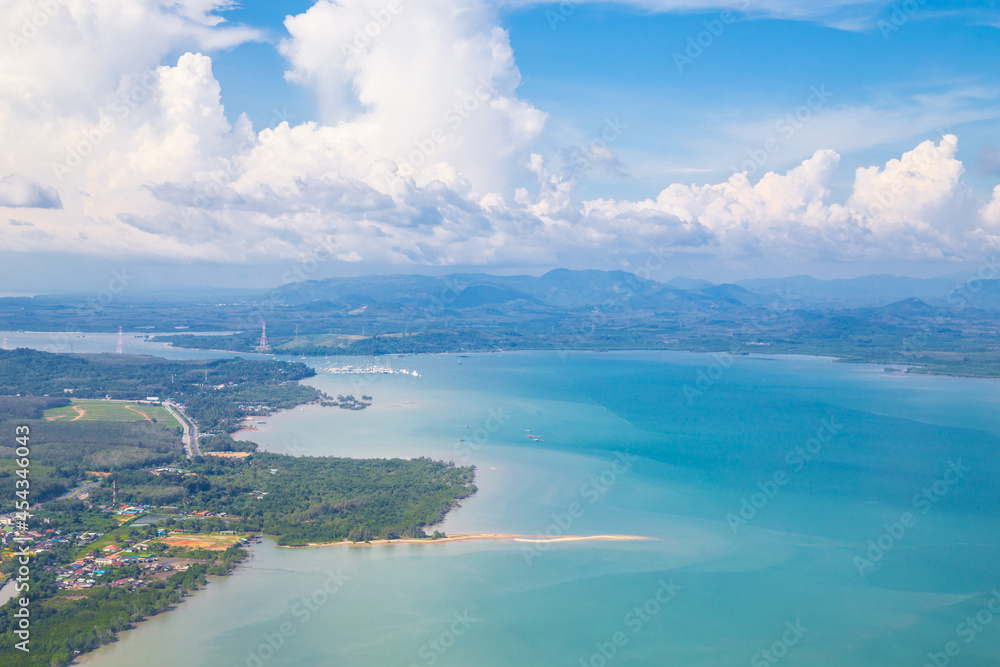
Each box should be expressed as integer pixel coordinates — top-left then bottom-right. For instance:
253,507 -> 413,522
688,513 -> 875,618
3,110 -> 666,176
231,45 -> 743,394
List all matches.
66,350 -> 1000,666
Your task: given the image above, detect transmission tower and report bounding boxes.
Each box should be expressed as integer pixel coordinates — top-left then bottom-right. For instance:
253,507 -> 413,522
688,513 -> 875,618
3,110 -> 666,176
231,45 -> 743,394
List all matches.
116,326 -> 124,354
258,320 -> 270,351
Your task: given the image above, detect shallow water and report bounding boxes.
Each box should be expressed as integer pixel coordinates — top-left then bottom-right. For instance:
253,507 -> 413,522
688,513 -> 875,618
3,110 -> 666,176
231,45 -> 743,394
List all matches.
59,350 -> 1000,666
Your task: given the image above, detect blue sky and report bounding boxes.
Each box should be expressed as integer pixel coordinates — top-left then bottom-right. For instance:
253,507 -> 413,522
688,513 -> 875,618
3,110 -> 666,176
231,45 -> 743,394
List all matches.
2,0 -> 1000,291
206,0 -> 1000,201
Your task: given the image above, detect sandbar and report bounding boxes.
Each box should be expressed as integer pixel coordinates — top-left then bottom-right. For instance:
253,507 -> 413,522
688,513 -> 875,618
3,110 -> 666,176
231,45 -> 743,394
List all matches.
279,533 -> 651,548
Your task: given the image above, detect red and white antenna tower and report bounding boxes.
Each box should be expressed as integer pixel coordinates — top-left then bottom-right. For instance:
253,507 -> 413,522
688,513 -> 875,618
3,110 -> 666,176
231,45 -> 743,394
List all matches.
258,320 -> 270,351
116,326 -> 124,354
2,334 -> 7,351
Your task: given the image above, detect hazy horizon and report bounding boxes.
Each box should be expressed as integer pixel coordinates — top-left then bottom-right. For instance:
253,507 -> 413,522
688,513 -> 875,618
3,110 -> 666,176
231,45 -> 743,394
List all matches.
0,260 -> 984,298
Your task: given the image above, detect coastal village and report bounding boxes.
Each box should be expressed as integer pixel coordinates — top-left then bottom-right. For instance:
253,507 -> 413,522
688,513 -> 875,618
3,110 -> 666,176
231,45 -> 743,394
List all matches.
0,504 -> 255,598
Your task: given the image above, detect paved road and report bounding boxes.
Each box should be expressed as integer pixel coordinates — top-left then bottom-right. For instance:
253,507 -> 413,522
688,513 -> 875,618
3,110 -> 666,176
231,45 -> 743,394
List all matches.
191,417 -> 200,456
55,480 -> 100,501
164,401 -> 200,458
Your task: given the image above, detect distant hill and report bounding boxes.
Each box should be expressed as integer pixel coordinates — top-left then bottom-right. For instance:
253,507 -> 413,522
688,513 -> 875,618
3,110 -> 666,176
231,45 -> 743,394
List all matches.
274,269 -> 661,312
735,274 -> 960,308
270,270 -> 972,315
665,276 -> 713,290
3,267 -> 1000,377
947,279 -> 1000,310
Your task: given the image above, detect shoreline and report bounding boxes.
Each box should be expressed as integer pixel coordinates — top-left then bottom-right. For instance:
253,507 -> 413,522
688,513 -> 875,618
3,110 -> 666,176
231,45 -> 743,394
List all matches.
146,342 -> 1000,381
278,533 -> 652,548
7,335 -> 999,381
72,570 -> 233,666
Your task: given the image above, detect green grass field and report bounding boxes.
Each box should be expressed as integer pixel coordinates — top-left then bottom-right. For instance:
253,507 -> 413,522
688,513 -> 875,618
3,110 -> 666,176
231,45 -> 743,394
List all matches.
45,400 -> 178,425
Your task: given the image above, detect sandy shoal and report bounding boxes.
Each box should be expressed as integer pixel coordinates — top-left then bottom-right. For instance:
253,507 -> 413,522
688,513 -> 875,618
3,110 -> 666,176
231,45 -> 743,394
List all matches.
279,533 -> 651,548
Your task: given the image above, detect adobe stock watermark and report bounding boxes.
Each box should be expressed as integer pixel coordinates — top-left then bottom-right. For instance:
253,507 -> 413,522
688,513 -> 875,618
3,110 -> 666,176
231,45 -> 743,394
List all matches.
682,352 -> 734,405
851,128 -> 953,235
726,418 -> 843,533
673,0 -> 752,73
454,407 -> 510,462
923,590 -> 1000,667
545,0 -> 583,30
878,0 -> 928,40
750,620 -> 809,667
853,460 -> 967,576
565,117 -> 628,178
46,268 -> 135,353
409,276 -> 470,335
841,97 -> 950,242
233,568 -> 349,667
52,70 -> 159,179
555,247 -> 672,361
891,255 -> 1000,364
397,77 -> 499,178
521,452 -> 638,565
181,105 -> 296,223
275,437 -> 308,458
944,256 -> 1000,310
578,578 -> 681,667
407,610 -> 477,667
236,235 -> 339,333
52,71 -> 160,180
339,0 -> 405,57
8,0 -> 66,54
682,288 -> 798,405
731,85 -> 833,180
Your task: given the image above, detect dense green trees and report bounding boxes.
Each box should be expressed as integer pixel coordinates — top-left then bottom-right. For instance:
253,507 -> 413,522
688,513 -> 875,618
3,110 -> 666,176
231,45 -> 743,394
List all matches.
0,396 -> 70,421
215,453 -> 476,545
84,453 -> 476,546
0,418 -> 182,510
0,562 -> 221,666
0,349 -> 316,398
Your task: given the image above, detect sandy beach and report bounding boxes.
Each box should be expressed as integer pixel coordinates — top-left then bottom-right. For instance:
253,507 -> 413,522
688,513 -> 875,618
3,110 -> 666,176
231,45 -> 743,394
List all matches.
280,533 -> 652,548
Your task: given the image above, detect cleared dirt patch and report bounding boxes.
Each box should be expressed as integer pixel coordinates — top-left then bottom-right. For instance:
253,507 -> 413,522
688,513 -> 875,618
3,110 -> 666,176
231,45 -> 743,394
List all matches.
124,405 -> 152,422
157,534 -> 242,551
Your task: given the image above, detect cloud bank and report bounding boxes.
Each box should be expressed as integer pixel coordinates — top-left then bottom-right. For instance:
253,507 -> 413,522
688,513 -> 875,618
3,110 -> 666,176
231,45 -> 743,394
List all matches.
1,0 -> 999,276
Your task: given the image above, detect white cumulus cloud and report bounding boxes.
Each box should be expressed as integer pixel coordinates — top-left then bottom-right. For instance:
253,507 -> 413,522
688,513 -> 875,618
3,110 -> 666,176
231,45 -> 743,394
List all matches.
0,0 -> 998,277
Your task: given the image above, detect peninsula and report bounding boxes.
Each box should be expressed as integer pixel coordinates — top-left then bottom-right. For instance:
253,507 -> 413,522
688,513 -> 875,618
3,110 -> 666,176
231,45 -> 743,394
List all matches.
0,349 -> 476,665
